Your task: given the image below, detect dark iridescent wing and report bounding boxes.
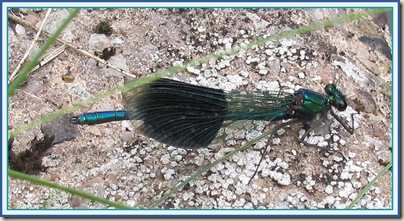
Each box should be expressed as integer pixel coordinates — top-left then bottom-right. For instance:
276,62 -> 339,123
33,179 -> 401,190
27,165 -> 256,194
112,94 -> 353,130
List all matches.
124,78 -> 227,148
123,78 -> 295,149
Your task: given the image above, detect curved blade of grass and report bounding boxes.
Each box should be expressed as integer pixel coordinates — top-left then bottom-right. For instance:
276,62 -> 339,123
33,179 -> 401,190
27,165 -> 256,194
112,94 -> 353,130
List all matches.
347,161 -> 392,208
8,8 -> 80,96
8,8 -> 389,140
8,169 -> 132,209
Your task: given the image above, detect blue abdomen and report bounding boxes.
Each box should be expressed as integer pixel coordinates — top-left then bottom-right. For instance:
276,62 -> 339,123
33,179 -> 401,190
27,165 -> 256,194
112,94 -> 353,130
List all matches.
70,111 -> 129,125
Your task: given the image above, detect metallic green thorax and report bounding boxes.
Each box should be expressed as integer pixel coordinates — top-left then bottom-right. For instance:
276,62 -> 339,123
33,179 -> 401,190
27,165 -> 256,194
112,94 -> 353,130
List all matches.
286,85 -> 348,120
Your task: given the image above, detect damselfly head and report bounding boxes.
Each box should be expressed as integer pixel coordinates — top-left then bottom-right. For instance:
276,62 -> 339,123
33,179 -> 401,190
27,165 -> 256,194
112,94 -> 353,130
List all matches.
325,84 -> 348,111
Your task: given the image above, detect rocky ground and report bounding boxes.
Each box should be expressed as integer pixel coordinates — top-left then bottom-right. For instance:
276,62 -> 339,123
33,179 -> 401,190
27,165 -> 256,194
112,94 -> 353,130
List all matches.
7,8 -> 392,210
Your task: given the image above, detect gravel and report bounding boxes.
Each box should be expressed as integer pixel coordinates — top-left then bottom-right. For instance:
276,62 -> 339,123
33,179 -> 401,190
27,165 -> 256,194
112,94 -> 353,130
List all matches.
8,8 -> 392,211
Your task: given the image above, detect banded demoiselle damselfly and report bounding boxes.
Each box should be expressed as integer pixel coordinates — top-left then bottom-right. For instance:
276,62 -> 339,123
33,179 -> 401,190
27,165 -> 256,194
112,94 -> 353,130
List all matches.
70,78 -> 354,149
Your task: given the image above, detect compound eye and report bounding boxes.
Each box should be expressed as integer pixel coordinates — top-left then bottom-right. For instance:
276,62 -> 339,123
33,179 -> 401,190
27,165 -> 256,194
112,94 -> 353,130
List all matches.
325,84 -> 336,95
336,100 -> 347,111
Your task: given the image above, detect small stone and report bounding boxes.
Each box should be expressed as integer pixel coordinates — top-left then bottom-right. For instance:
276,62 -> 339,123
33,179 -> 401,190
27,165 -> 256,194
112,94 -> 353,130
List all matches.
197,26 -> 206,32
352,181 -> 362,188
276,128 -> 285,136
333,135 -> 340,142
127,200 -> 136,207
376,150 -> 391,165
163,168 -> 175,180
265,49 -> 273,56
271,172 -> 291,186
340,171 -> 352,180
258,69 -> 268,75
15,24 -> 26,35
186,66 -> 195,73
41,114 -> 82,144
325,185 -> 333,194
334,156 -> 344,162
112,54 -> 131,75
121,131 -> 135,143
240,70 -> 249,78
338,184 -> 354,198
324,196 -> 335,205
373,187 -> 382,194
172,60 -> 183,67
348,152 -> 356,158
280,67 -> 286,73
339,139 -> 347,145
160,154 -> 170,165
272,138 -> 281,145
277,161 -> 288,169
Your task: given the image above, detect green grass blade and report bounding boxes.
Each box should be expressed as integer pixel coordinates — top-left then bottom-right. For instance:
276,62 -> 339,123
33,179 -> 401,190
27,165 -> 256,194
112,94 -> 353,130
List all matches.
347,161 -> 392,208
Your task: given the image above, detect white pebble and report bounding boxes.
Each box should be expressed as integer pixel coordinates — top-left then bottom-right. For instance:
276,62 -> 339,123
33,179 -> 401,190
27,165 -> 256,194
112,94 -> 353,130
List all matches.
338,185 -> 354,198
352,181 -> 361,188
197,26 -> 206,32
187,66 -> 195,73
265,49 -> 273,56
324,196 -> 335,204
340,171 -> 352,179
333,135 -> 340,142
334,156 -> 344,162
272,138 -> 281,145
15,24 -> 26,35
127,200 -> 136,207
276,128 -> 285,136
325,185 -> 333,194
276,173 -> 291,186
160,154 -> 170,164
163,168 -> 175,180
277,161 -> 289,169
348,152 -> 356,158
278,48 -> 285,55
318,141 -> 328,147
259,69 -> 268,75
280,67 -> 286,73
288,76 -> 296,82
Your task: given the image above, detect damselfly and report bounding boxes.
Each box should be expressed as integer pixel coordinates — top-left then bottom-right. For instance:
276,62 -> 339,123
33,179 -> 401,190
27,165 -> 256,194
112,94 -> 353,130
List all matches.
70,78 -> 355,181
